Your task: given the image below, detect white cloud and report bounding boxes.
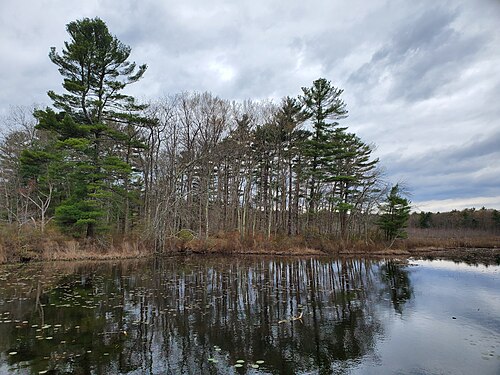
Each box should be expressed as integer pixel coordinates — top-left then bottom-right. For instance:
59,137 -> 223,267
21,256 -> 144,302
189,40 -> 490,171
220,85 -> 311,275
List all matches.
414,196 -> 500,213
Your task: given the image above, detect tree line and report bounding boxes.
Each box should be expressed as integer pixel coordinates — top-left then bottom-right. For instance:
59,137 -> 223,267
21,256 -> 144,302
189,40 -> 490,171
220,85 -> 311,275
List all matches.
410,208 -> 500,233
0,17 -> 411,252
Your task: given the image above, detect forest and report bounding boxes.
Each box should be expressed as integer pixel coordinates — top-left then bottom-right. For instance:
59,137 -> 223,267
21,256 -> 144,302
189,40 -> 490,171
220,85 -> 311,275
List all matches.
0,18 -> 497,262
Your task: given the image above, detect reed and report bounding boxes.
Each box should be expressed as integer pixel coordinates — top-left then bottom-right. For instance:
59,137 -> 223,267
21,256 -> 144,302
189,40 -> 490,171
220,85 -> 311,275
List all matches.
403,228 -> 500,249
0,225 -> 498,265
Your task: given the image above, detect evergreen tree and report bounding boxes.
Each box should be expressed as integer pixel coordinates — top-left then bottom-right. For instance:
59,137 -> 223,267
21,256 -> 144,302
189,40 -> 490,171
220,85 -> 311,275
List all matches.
328,131 -> 379,239
300,78 -> 348,224
25,17 -> 147,237
418,211 -> 433,228
378,184 -> 411,241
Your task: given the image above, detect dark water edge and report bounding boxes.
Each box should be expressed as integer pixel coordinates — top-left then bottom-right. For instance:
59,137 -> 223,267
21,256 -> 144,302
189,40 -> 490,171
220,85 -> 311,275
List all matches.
0,256 -> 498,374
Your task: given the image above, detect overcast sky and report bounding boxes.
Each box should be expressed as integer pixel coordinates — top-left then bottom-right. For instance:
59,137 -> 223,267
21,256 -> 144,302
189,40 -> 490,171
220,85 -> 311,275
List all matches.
1,0 -> 499,212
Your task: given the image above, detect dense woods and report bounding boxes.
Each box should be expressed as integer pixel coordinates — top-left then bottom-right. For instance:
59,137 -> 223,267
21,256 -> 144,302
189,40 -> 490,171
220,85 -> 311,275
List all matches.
0,18 -> 497,260
409,208 -> 500,232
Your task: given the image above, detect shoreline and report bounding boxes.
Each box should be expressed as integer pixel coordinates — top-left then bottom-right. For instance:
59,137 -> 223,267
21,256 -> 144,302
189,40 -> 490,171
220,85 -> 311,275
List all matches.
1,245 -> 498,266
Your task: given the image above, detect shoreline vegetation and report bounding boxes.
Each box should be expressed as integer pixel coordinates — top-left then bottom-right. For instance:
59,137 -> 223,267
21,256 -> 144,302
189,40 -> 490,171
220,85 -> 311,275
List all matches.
1,227 -> 498,266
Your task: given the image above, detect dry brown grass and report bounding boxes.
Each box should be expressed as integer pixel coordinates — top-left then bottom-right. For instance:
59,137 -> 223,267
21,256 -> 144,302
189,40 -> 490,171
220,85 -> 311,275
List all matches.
402,228 -> 500,250
0,243 -> 6,264
41,240 -> 148,262
1,225 -> 499,265
0,225 -> 152,264
181,232 -> 327,255
183,231 -> 241,254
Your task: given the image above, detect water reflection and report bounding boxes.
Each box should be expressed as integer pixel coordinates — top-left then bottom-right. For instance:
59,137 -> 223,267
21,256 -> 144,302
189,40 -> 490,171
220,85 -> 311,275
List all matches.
0,257 -> 497,374
379,261 -> 413,315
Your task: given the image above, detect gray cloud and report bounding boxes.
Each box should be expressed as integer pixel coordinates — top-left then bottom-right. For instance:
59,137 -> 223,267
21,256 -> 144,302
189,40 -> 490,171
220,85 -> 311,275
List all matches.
388,131 -> 500,174
349,6 -> 487,102
0,0 -> 499,211
382,131 -> 500,201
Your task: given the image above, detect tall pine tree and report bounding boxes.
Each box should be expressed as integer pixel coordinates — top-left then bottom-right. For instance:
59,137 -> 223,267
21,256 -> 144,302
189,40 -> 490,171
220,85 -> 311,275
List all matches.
300,78 -> 348,228
26,17 -> 147,238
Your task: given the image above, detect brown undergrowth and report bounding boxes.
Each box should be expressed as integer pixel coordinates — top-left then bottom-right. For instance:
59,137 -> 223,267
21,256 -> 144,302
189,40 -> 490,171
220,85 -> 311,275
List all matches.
403,228 -> 500,249
183,231 -> 332,255
1,226 -> 499,265
0,225 -> 151,264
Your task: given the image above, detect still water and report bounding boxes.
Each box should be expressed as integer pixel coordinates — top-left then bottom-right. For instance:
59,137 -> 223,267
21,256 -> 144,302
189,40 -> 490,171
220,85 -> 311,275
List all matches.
0,256 -> 498,374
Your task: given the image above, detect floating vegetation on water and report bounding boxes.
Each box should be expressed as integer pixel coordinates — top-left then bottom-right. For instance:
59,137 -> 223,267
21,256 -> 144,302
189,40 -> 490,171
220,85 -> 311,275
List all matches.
8,351 -> 17,355
0,257 -> 498,375
278,311 -> 303,324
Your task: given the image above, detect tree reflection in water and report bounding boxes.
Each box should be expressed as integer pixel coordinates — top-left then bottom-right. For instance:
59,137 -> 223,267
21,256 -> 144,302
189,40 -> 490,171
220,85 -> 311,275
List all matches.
0,257 -> 413,374
379,261 -> 413,315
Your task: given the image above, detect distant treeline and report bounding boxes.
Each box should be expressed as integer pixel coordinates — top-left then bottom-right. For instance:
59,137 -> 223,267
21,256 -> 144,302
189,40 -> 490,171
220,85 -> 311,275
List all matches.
409,208 -> 500,233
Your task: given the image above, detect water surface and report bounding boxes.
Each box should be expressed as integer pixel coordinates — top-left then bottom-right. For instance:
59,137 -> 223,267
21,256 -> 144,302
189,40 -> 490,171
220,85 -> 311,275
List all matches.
0,256 -> 498,374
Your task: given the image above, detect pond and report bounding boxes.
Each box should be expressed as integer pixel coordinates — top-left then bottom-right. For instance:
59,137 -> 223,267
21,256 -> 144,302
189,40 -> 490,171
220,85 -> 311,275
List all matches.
0,256 -> 498,374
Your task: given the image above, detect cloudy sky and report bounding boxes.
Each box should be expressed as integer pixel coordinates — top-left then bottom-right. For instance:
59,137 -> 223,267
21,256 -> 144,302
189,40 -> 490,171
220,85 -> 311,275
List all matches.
1,0 -> 499,212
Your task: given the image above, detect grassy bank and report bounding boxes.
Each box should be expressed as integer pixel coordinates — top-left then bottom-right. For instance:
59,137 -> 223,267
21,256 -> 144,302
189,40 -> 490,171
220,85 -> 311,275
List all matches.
0,226 -> 149,264
0,226 -> 498,265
